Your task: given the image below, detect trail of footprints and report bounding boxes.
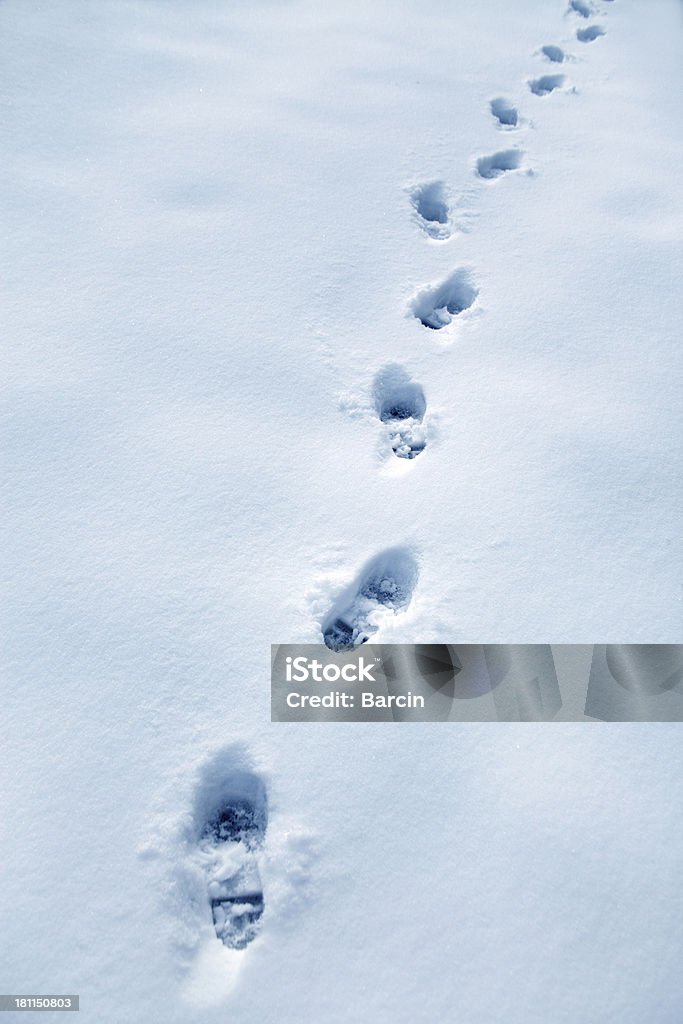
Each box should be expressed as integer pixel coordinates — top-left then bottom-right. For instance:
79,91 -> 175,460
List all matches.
196,0 -> 619,958
319,0 -> 615,656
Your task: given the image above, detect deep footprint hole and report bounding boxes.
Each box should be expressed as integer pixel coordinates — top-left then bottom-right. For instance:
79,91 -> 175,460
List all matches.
490,97 -> 519,127
203,798 -> 266,848
374,366 -> 426,424
323,619 -> 356,652
476,149 -> 523,180
373,365 -> 427,461
322,548 -> 419,651
410,269 -> 478,330
412,181 -> 448,224
529,74 -> 565,96
410,181 -> 450,238
541,45 -> 565,63
577,25 -> 605,42
197,767 -> 268,951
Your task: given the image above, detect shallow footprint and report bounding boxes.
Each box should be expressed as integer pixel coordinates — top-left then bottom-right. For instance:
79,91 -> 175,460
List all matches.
569,0 -> 591,16
577,25 -> 605,41
199,773 -> 267,950
541,45 -> 566,63
490,97 -> 519,128
373,364 -> 426,460
323,547 -> 419,652
476,149 -> 523,180
409,268 -> 478,331
529,74 -> 566,96
409,181 -> 451,239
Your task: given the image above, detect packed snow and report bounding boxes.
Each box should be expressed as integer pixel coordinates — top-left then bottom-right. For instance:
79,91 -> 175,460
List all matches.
2,0 -> 682,1021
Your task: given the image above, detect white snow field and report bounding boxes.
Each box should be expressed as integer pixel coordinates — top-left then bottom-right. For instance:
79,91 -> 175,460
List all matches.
2,0 -> 683,1020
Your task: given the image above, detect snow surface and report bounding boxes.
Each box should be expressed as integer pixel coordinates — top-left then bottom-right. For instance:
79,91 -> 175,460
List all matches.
2,0 -> 682,1021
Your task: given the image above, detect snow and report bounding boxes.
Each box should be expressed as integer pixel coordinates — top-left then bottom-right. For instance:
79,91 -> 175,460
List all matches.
2,0 -> 682,1021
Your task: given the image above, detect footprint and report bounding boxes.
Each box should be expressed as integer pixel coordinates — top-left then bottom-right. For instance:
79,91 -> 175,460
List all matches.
490,97 -> 519,128
373,364 -> 427,460
409,181 -> 451,240
541,45 -> 566,63
476,149 -> 524,180
409,268 -> 478,330
569,0 -> 591,15
529,74 -> 566,96
577,24 -> 605,41
322,547 -> 418,652
198,772 -> 267,950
